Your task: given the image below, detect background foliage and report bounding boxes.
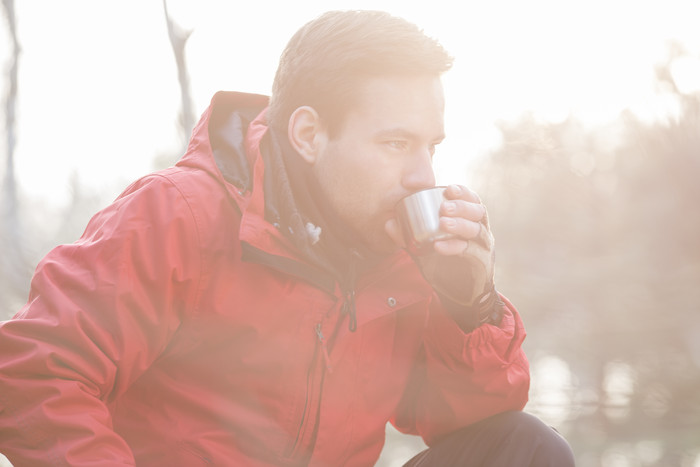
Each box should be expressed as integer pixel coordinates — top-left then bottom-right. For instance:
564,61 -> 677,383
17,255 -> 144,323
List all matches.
472,55 -> 700,465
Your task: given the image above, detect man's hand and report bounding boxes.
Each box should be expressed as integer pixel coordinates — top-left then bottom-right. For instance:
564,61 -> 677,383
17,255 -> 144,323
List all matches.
386,184 -> 496,310
434,184 -> 491,258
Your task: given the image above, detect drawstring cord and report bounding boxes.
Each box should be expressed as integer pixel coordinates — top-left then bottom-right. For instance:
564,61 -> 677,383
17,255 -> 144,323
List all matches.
342,289 -> 357,332
315,323 -> 333,373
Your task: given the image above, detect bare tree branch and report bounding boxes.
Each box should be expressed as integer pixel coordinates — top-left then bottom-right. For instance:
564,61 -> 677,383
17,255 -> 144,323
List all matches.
163,0 -> 195,156
2,0 -> 19,220
1,0 -> 28,318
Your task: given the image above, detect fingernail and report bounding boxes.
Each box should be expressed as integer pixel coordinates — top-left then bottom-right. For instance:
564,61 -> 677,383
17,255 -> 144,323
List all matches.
443,201 -> 456,215
442,218 -> 456,230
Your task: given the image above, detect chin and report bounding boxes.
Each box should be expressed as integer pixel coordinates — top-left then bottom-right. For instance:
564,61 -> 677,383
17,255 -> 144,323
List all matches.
364,234 -> 401,256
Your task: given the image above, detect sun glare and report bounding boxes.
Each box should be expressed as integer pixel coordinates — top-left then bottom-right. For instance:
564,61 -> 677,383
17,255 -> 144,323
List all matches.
4,0 -> 700,205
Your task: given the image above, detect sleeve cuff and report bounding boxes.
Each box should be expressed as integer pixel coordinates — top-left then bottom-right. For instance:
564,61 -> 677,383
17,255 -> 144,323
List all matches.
436,285 -> 505,332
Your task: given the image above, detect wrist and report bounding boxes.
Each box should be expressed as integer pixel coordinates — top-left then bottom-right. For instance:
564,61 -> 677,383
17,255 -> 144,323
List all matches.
474,284 -> 505,326
437,283 -> 504,332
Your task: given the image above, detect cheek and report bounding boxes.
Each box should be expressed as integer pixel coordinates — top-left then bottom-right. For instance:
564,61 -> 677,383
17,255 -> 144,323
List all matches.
317,147 -> 375,196
314,159 -> 379,222
315,143 -> 400,219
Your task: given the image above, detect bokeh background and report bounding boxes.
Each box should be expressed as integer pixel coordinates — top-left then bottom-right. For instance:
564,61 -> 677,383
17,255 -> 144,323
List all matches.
1,1 -> 699,466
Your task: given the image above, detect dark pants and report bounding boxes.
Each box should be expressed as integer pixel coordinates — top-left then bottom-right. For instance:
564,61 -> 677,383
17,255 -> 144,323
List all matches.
403,412 -> 575,467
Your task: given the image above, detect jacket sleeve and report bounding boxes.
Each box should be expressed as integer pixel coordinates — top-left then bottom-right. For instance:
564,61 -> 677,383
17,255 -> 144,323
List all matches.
0,175 -> 201,466
391,294 -> 530,446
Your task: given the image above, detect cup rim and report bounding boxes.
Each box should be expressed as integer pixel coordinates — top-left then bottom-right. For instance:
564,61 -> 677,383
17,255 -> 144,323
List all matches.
394,185 -> 448,209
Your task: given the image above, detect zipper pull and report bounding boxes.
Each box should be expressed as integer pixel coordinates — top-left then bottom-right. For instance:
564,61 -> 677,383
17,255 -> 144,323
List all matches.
315,323 -> 333,374
342,290 -> 357,332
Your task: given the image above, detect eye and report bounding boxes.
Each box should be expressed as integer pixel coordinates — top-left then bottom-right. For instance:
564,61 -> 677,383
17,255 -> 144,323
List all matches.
385,140 -> 409,151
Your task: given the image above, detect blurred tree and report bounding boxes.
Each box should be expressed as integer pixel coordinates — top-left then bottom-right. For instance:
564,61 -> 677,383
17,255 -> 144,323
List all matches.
157,0 -> 195,168
1,0 -> 32,320
474,46 -> 700,465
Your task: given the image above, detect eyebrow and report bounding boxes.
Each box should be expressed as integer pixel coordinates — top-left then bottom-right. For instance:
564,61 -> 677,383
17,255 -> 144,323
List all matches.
374,128 -> 445,142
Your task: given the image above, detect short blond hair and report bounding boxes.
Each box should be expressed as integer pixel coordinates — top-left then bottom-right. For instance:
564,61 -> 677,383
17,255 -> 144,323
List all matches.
268,10 -> 453,136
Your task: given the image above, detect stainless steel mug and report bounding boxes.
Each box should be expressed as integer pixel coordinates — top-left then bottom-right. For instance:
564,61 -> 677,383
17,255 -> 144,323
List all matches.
395,186 -> 453,254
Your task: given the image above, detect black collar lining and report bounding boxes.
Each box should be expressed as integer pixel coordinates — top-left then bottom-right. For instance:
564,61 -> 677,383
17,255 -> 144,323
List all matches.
240,241 -> 337,295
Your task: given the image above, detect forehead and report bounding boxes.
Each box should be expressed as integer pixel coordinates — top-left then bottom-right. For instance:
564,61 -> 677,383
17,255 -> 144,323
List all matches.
342,75 -> 445,138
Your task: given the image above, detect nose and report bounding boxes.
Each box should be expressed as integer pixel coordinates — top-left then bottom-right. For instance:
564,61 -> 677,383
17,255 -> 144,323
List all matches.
401,149 -> 436,191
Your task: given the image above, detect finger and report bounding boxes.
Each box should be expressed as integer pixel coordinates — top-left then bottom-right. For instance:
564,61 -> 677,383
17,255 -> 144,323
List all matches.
443,184 -> 481,204
440,199 -> 487,223
439,216 -> 482,240
433,237 -> 469,256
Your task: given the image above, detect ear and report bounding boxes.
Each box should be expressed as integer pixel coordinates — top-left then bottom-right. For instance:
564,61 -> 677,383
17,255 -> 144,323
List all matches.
288,106 -> 327,165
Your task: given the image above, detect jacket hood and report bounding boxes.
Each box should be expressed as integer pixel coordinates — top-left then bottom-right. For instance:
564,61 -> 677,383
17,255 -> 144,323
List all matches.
176,91 -> 291,258
177,90 -> 269,196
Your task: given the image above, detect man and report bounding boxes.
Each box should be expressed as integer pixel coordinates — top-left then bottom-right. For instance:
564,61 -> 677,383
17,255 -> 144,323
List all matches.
0,10 -> 574,466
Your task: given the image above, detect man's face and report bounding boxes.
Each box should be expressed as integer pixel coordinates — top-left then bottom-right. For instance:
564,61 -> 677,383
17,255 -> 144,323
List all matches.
311,74 -> 446,253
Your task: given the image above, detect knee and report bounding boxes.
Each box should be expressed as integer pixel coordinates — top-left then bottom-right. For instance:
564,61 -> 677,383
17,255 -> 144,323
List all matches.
405,411 -> 575,467
499,411 -> 575,467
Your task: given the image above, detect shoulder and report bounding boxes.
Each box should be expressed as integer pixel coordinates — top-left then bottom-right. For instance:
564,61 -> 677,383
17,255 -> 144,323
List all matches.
120,166 -> 221,207
116,166 -> 241,240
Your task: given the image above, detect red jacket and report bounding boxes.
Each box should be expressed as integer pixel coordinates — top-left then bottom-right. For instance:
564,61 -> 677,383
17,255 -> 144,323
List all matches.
0,92 -> 529,466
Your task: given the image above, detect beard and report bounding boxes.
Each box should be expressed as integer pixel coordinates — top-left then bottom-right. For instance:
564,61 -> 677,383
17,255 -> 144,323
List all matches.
307,169 -> 400,257
359,211 -> 402,254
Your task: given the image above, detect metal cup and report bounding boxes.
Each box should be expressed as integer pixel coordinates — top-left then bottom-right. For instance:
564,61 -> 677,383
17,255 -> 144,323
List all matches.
395,186 -> 453,254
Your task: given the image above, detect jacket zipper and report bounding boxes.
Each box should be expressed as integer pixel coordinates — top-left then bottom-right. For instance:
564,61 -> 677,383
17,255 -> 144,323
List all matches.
284,340 -> 322,460
284,319 -> 334,460
284,308 -> 350,461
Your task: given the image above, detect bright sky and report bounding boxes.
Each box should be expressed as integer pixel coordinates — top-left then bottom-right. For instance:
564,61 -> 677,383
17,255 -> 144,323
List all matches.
2,0 -> 700,209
